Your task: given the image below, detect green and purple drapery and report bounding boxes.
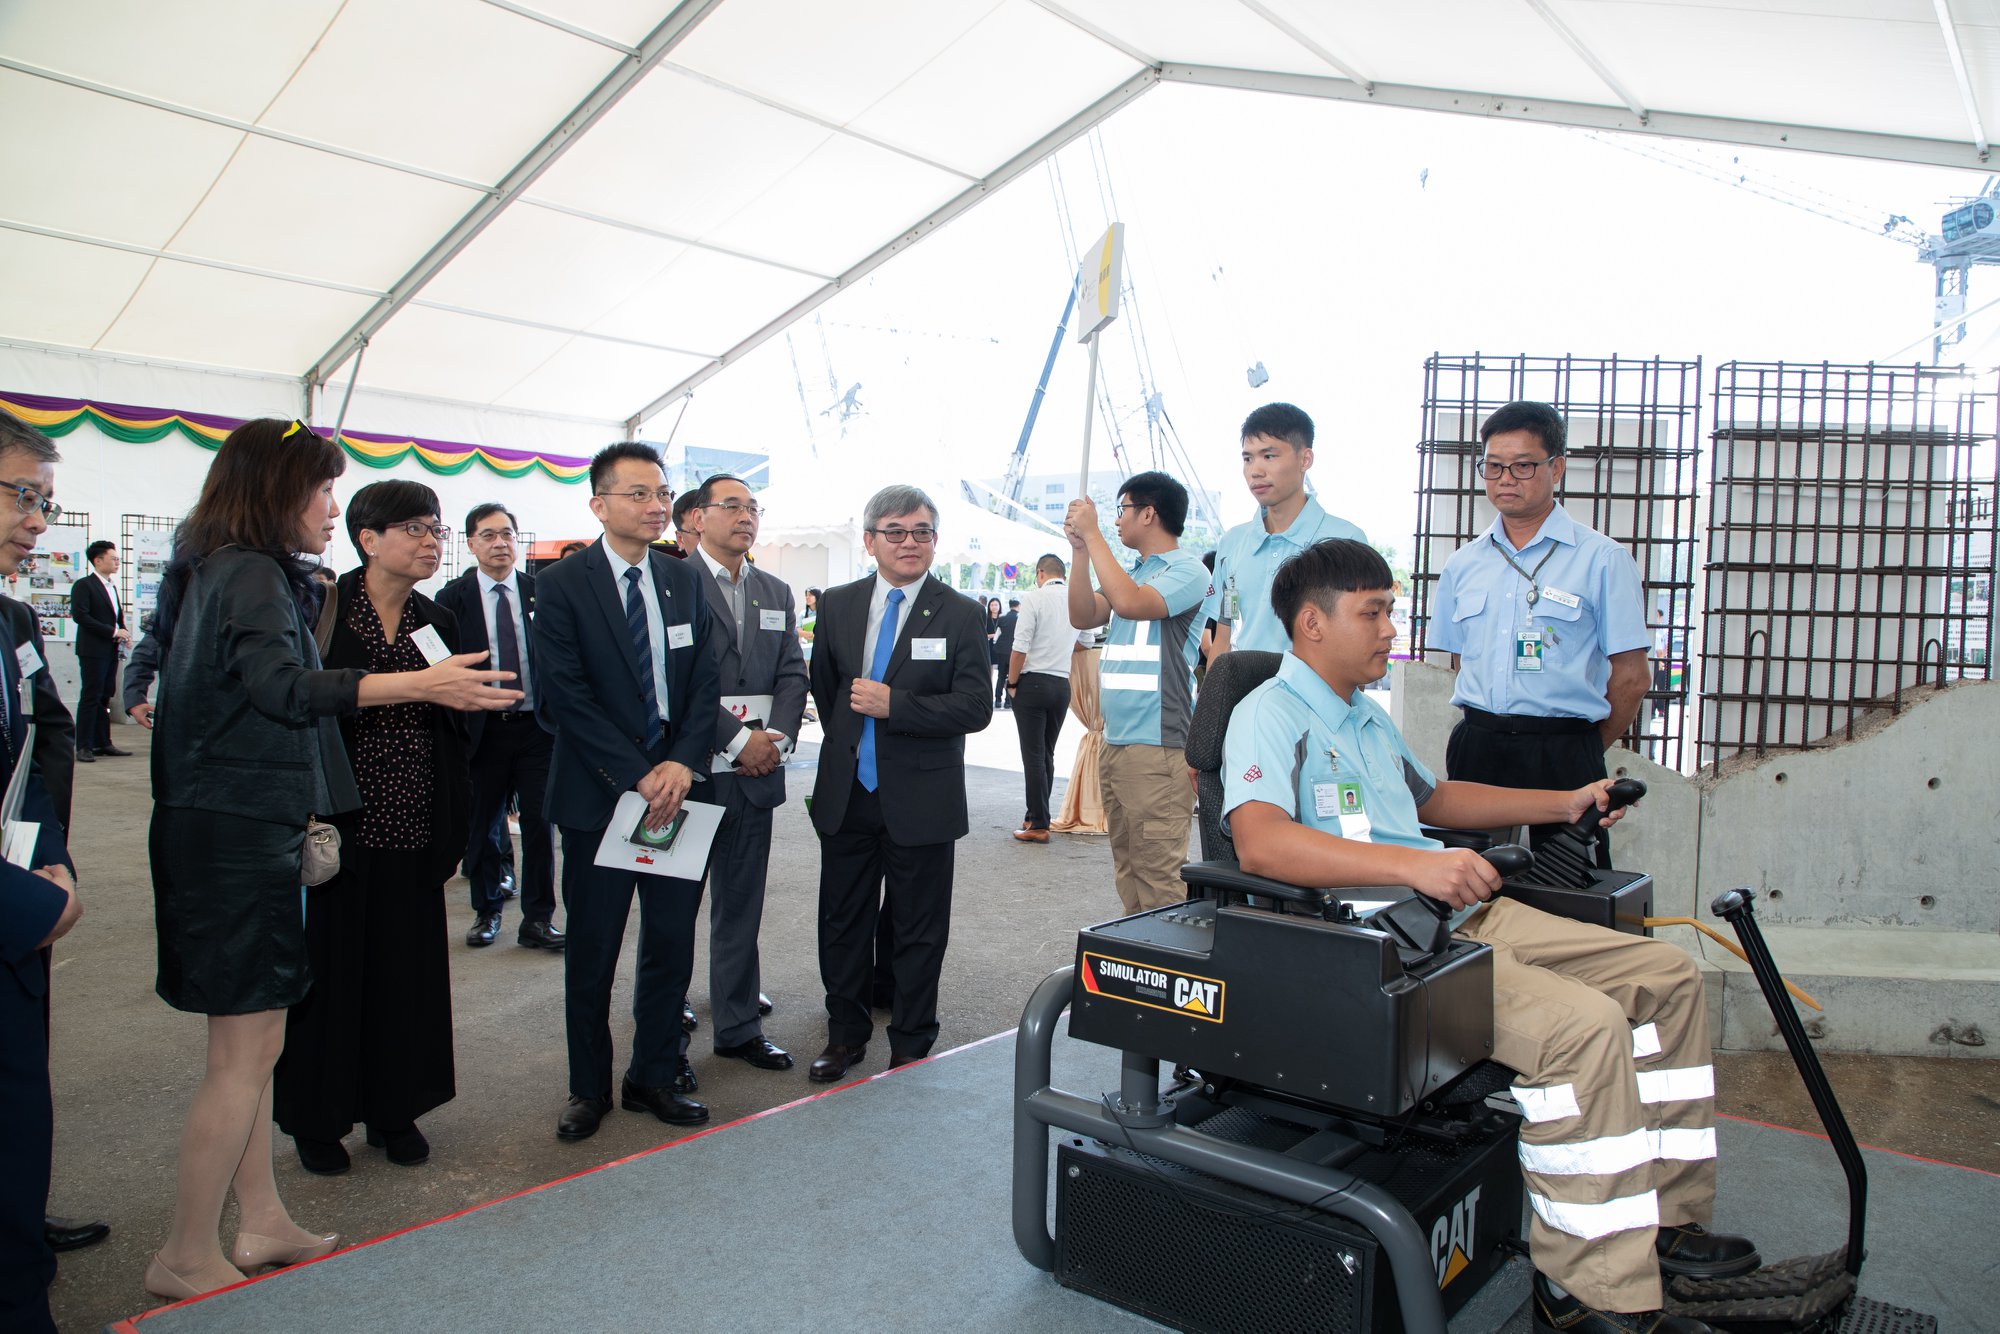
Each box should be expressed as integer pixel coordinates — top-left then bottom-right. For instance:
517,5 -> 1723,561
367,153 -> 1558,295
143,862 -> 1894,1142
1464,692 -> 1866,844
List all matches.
0,392 -> 592,482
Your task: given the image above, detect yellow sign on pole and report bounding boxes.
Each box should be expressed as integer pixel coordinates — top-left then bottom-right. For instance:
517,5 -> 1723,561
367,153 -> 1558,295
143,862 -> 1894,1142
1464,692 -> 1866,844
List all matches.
1074,222 -> 1125,344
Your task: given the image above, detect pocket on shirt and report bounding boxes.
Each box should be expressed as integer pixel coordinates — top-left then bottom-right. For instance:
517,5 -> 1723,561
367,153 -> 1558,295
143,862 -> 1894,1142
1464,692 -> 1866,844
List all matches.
1449,589 -> 1488,662
1534,596 -> 1596,661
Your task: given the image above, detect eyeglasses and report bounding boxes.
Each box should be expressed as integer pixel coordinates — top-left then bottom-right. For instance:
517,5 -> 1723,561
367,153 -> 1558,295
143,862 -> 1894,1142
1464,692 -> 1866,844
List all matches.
386,521 -> 450,541
867,526 -> 937,545
472,527 -> 517,543
1477,458 -> 1554,481
6,484 -> 59,521
702,500 -> 764,518
1114,502 -> 1144,516
598,487 -> 674,505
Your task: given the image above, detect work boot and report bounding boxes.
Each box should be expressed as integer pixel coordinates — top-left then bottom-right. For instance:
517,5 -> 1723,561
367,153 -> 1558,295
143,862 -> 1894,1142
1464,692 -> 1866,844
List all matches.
1655,1222 -> 1760,1280
1532,1273 -> 1715,1333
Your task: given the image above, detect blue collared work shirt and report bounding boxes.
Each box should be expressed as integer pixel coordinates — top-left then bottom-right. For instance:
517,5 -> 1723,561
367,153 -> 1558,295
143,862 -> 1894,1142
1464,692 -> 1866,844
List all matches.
1100,547 -> 1208,749
1204,497 -> 1368,653
1426,506 -> 1649,721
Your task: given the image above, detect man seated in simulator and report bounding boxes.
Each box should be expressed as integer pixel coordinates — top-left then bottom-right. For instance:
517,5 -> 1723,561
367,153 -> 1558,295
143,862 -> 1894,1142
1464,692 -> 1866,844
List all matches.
1221,538 -> 1753,1334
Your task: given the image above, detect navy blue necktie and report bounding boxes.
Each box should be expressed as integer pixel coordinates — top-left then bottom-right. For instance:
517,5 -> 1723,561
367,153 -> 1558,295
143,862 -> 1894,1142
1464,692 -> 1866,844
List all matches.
623,567 -> 664,749
856,586 -> 904,792
493,584 -> 524,692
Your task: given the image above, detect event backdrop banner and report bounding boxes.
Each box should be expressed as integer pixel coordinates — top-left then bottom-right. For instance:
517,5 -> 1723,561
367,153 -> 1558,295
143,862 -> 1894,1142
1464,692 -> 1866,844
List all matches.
0,392 -> 593,483
13,537 -> 87,643
129,526 -> 175,618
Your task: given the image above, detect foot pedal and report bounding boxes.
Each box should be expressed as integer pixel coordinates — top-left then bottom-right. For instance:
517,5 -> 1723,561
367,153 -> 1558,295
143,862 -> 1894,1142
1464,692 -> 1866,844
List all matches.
1666,1251 -> 1853,1330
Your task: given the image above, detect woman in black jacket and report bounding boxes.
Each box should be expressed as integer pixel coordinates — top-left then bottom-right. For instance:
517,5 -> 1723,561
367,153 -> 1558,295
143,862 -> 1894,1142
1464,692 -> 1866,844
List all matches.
146,422 -> 519,1301
274,481 -> 472,1176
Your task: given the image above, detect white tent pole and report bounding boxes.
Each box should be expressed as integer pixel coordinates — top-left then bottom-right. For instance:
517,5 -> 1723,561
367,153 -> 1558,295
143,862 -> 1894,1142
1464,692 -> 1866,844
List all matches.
1077,334 -> 1102,500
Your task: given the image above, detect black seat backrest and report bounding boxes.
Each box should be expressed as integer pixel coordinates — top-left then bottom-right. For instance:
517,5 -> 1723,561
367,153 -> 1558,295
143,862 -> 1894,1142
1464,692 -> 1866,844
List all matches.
1187,650 -> 1283,863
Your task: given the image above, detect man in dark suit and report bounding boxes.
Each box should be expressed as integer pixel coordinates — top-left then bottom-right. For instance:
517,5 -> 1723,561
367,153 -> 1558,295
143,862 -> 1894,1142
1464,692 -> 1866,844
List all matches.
68,539 -> 131,760
435,502 -> 564,952
684,474 -> 808,1073
0,410 -> 83,1334
808,484 -> 992,1082
532,443 -> 720,1141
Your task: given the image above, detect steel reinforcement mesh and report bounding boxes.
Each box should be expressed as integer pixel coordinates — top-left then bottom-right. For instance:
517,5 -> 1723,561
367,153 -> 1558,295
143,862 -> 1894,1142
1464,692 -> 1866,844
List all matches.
1700,363 -> 1997,766
1412,354 -> 1703,770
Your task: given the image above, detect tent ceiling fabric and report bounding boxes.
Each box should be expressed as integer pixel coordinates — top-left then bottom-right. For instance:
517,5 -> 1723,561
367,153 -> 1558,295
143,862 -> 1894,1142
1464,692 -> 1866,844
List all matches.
6,0 -> 1999,433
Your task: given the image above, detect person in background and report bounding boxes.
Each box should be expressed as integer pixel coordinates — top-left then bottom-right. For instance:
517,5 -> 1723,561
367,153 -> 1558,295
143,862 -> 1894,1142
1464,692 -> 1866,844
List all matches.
274,481 -> 477,1177
668,492 -> 701,558
991,597 -> 1019,709
556,540 -> 587,561
147,419 -> 514,1300
1004,554 -> 1078,843
69,540 -> 132,761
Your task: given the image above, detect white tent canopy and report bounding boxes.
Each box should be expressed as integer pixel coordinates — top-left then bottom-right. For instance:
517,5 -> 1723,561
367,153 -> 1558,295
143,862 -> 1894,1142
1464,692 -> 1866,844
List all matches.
6,0 -> 2000,451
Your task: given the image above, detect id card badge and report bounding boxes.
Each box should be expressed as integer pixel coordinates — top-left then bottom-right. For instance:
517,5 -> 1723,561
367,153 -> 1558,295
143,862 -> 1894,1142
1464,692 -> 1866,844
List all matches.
911,637 -> 947,661
759,608 -> 786,632
1222,576 -> 1241,621
667,622 -> 694,651
408,624 -> 451,666
1514,629 -> 1544,672
15,641 -> 42,679
1335,782 -> 1372,841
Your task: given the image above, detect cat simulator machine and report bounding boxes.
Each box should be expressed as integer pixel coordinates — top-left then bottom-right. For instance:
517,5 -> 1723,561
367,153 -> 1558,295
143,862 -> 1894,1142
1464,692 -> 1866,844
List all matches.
1010,652 -> 1935,1334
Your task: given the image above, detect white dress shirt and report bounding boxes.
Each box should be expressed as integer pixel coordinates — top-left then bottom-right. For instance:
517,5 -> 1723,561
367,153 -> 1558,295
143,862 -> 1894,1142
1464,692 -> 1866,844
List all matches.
476,567 -> 532,699
601,542 -> 671,723
1011,579 -> 1081,678
696,544 -> 790,761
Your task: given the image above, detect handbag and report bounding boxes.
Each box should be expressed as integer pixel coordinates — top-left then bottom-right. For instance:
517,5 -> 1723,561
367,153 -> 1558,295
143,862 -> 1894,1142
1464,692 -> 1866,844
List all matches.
302,816 -> 342,886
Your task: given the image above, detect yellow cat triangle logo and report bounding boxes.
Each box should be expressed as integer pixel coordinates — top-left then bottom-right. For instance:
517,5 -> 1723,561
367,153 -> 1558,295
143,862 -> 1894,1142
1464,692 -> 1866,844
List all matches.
1179,992 -> 1212,1016
1440,1245 -> 1470,1287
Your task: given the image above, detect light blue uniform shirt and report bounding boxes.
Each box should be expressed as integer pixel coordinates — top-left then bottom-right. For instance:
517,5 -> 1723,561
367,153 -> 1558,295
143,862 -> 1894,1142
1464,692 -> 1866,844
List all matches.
1100,547 -> 1208,749
1221,653 -> 1487,927
1205,496 -> 1368,652
1427,506 -> 1649,721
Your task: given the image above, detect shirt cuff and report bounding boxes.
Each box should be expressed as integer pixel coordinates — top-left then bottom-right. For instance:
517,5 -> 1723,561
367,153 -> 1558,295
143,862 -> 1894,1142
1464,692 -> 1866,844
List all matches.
722,726 -> 751,762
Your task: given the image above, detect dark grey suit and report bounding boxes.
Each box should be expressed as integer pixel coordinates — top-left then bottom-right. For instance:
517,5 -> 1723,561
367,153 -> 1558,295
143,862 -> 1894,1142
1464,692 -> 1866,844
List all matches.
683,552 -> 807,1051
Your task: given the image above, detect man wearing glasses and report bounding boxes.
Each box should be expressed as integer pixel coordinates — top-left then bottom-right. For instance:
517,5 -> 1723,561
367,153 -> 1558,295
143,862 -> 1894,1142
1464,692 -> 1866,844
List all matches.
1427,401 -> 1650,860
683,473 -> 806,1075
1064,472 -> 1208,915
805,486 -> 991,1083
532,444 -> 719,1140
435,503 -> 563,952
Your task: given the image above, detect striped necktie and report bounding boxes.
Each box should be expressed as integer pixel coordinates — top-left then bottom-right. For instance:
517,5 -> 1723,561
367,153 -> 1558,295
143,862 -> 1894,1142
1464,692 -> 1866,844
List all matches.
623,567 -> 664,749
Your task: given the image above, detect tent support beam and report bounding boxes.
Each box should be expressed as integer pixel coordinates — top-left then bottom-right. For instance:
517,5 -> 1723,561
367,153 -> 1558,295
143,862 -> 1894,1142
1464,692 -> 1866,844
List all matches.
623,66 -> 1162,434
1931,0 -> 1990,161
1524,0 -> 1646,122
303,0 -> 726,392
1159,64 -> 2000,171
1235,0 -> 1372,92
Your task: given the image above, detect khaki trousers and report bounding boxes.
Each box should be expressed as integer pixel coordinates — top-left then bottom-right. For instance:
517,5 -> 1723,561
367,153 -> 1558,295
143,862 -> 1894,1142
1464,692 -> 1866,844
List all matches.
1098,742 -> 1193,915
1456,898 -> 1716,1312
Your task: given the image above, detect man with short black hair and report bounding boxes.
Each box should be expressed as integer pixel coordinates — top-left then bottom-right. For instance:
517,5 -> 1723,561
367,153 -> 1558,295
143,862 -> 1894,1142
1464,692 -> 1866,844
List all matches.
1005,554 -> 1078,843
669,491 -> 701,558
69,540 -> 131,759
435,502 -> 563,952
1065,472 -> 1206,913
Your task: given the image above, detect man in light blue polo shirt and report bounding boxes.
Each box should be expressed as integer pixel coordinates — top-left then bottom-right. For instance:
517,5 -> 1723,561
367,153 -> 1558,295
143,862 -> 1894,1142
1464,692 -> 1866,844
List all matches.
1427,401 -> 1650,860
1222,537 -> 1754,1333
1065,471 -> 1207,914
1205,402 -> 1368,656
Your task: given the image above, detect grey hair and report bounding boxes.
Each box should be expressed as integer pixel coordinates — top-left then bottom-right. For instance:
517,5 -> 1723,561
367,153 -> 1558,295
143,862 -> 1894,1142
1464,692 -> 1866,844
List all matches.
0,409 -> 61,464
863,484 -> 939,531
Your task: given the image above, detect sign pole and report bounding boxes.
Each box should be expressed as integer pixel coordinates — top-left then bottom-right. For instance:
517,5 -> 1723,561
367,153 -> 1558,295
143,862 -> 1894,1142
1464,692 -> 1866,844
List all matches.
1077,332 -> 1101,499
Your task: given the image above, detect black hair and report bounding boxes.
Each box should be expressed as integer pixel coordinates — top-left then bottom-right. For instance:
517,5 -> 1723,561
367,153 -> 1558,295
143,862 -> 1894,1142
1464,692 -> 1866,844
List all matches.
805,587 -> 821,599
1479,401 -> 1566,457
465,501 -> 518,534
166,418 -> 345,617
672,491 -> 702,529
1240,402 -> 1313,451
1271,538 -> 1394,636
346,480 -> 441,567
1034,553 -> 1066,577
588,441 -> 665,494
0,410 -> 60,465
86,540 -> 116,564
692,472 -> 750,510
1117,470 -> 1189,538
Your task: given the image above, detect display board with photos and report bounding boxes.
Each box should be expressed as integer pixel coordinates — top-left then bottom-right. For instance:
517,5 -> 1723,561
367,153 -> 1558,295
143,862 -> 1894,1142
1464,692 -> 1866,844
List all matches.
121,515 -> 178,625
11,513 -> 90,643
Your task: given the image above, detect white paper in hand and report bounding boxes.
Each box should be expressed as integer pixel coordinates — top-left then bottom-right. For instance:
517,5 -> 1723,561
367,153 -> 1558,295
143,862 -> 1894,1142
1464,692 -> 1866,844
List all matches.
594,791 -> 723,879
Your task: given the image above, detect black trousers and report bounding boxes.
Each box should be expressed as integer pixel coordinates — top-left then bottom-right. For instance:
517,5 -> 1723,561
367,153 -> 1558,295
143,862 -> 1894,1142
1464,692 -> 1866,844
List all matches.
0,970 -> 54,1333
275,847 -> 456,1139
1012,671 -> 1069,828
818,782 -> 954,1059
558,815 -> 704,1098
465,715 -> 554,923
76,651 -> 116,752
1445,707 -> 1613,865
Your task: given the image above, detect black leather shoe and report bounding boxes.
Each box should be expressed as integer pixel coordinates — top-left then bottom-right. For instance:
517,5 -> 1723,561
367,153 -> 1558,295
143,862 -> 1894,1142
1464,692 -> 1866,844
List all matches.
556,1096 -> 612,1141
757,992 -> 774,1016
364,1123 -> 429,1166
671,1056 -> 699,1094
888,1052 -> 925,1070
1655,1223 -> 1760,1280
715,1036 -> 793,1070
1532,1272 -> 1714,1333
465,912 -> 501,948
681,1001 -> 698,1032
43,1216 -> 109,1252
808,1043 -> 867,1083
497,870 -> 517,900
294,1136 -> 351,1175
620,1075 -> 709,1126
95,745 -> 133,757
74,749 -> 94,763
517,919 -> 566,950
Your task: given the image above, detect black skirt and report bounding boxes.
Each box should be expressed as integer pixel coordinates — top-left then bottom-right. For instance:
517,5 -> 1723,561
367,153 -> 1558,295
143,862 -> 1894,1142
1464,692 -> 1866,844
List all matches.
152,806 -> 309,1015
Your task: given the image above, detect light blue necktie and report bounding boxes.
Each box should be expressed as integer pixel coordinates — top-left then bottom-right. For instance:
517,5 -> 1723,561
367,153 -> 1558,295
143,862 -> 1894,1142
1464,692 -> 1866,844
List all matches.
623,567 -> 664,749
856,587 -> 904,792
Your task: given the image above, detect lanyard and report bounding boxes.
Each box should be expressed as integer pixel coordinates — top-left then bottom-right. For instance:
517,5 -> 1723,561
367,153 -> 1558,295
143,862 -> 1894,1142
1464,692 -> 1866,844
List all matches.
1490,535 -> 1557,606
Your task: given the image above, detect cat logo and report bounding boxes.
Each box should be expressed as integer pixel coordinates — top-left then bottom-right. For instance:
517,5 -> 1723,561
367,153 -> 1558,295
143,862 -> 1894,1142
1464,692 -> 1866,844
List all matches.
1172,975 -> 1220,1017
1430,1184 -> 1482,1288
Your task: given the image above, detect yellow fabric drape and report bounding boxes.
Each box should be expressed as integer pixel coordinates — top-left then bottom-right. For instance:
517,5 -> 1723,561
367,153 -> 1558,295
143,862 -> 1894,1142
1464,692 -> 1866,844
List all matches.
1051,645 -> 1108,835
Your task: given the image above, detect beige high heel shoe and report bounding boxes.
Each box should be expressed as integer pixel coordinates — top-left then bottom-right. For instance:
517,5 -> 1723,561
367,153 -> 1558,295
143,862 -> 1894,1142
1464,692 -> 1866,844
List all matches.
144,1252 -> 247,1301
231,1230 -> 341,1270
